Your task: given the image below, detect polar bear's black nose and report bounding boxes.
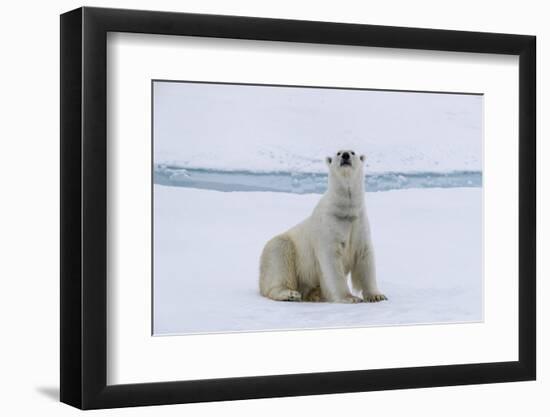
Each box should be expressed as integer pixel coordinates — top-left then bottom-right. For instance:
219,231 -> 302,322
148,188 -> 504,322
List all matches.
342,152 -> 350,160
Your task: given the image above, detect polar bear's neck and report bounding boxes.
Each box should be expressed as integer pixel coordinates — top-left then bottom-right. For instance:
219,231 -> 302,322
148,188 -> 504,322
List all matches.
324,173 -> 365,220
327,173 -> 365,200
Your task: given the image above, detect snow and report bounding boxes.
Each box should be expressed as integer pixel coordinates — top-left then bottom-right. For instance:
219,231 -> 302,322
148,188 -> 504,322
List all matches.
153,185 -> 482,335
153,82 -> 482,174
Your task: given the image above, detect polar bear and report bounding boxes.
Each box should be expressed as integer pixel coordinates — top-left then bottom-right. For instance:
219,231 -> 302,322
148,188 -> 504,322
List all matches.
259,150 -> 387,303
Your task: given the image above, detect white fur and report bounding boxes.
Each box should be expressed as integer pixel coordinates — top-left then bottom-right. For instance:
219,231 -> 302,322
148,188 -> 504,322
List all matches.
259,150 -> 387,303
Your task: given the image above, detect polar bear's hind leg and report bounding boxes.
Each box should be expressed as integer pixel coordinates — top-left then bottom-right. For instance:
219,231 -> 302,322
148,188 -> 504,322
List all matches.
259,235 -> 302,301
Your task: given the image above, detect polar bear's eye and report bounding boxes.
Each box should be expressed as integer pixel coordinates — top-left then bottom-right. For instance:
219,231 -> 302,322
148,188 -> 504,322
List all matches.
351,151 -> 355,155
337,152 -> 341,156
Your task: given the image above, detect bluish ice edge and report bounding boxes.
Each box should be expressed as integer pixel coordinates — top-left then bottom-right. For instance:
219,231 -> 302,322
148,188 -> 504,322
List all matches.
154,164 -> 482,194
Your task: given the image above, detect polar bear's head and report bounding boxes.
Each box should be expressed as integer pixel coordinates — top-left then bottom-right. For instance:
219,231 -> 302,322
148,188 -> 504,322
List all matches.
325,150 -> 365,181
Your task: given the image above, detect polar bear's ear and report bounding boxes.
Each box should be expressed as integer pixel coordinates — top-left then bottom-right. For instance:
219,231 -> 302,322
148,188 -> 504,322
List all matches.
326,156 -> 332,165
360,154 -> 366,162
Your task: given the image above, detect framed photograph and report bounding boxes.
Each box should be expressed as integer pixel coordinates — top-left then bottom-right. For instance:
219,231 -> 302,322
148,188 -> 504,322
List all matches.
60,6 -> 536,409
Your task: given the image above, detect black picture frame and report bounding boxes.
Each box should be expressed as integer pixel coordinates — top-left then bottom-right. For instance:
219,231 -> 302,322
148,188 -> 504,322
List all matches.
60,6 -> 536,410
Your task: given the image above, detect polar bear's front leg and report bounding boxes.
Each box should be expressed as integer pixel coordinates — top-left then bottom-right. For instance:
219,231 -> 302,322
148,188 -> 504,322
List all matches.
317,247 -> 362,303
352,242 -> 387,302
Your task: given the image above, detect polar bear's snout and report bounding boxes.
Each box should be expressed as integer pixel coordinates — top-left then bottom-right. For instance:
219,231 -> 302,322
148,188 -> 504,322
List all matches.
340,151 -> 351,166
332,150 -> 359,168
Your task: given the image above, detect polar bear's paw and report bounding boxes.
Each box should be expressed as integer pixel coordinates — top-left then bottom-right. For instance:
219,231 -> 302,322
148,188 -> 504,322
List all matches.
338,295 -> 363,304
284,290 -> 302,302
364,293 -> 388,302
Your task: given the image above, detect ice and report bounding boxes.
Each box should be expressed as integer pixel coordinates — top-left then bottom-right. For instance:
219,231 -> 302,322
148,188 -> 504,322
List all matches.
153,185 -> 482,335
153,166 -> 482,193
